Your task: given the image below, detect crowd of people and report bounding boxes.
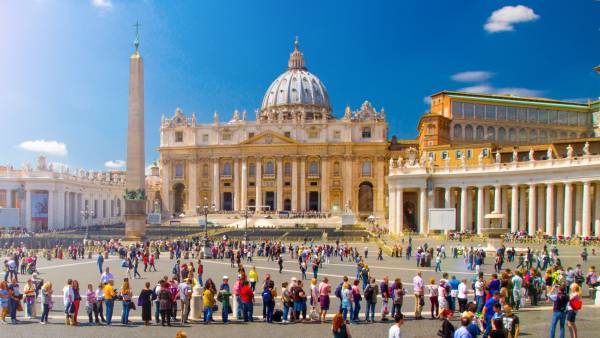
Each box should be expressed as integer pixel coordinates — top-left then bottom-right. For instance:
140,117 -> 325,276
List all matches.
0,235 -> 598,338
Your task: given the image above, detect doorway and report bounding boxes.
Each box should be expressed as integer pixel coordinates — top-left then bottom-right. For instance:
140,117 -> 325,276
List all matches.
222,192 -> 233,211
308,191 -> 319,211
265,191 -> 275,211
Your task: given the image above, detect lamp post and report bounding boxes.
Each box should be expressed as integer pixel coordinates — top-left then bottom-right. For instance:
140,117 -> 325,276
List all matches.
243,207 -> 249,243
80,208 -> 94,241
196,197 -> 210,257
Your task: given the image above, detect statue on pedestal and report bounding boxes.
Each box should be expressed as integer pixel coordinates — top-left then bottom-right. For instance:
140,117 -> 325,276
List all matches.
583,141 -> 590,156
566,144 -> 574,159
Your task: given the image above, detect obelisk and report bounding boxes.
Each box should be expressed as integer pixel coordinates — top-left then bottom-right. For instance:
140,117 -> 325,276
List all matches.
125,21 -> 146,240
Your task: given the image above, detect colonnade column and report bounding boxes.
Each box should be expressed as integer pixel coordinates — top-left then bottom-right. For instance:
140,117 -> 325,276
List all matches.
546,183 -> 555,236
343,155 -> 353,212
291,157 -> 298,211
320,158 -> 329,212
255,157 -> 262,209
188,160 -> 197,215
25,189 -> 32,230
376,158 -> 385,216
396,188 -> 403,234
511,185 -> 519,232
65,192 -> 71,227
476,186 -> 484,234
595,183 -> 600,236
582,181 -> 591,237
494,185 -> 501,213
483,187 -> 490,227
501,188 -> 508,228
240,158 -> 247,211
212,159 -> 220,210
528,184 -> 536,235
564,183 -> 573,237
444,188 -> 452,208
519,187 -> 527,231
537,185 -> 545,233
556,185 -> 564,237
47,190 -> 54,230
299,157 -> 306,211
575,184 -> 583,236
161,161 -> 170,215
233,158 -> 240,211
460,187 -> 468,232
388,188 -> 396,234
6,189 -> 12,208
276,157 -> 283,211
419,188 -> 427,234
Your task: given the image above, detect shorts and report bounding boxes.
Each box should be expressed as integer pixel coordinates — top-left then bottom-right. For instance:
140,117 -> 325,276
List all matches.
566,310 -> 577,322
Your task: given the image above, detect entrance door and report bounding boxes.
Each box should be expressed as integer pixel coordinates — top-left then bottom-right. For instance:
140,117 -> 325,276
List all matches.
222,192 -> 233,211
358,182 -> 374,217
308,191 -> 319,211
265,192 -> 275,211
173,183 -> 185,214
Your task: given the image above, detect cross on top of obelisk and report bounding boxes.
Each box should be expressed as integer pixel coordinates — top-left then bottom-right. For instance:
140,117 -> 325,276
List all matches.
133,20 -> 141,51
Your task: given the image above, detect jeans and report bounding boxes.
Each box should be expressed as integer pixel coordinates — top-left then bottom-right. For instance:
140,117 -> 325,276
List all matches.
435,262 -> 441,272
26,302 -> 33,318
203,306 -> 212,323
222,303 -> 229,323
342,307 -> 349,321
41,304 -> 50,322
283,304 -> 290,321
236,296 -> 243,320
198,274 -> 203,287
121,301 -> 130,324
104,299 -> 114,324
265,302 -> 274,323
365,302 -> 376,321
98,263 -> 103,274
8,299 -> 17,321
154,300 -> 160,322
352,300 -> 361,322
242,302 -> 253,322
550,311 -> 566,338
313,268 -> 318,279
476,295 -> 485,313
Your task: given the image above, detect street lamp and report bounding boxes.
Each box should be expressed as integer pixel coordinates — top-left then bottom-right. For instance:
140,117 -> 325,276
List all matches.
80,208 -> 94,241
243,206 -> 249,243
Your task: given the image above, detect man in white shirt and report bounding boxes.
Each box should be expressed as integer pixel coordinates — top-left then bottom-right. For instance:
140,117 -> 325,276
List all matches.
457,278 -> 468,312
100,267 -> 114,285
62,279 -> 74,325
412,271 -> 424,319
474,273 -> 485,313
388,313 -> 404,338
179,278 -> 191,323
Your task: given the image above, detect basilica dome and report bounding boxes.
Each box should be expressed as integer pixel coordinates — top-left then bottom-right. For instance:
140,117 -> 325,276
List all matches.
260,38 -> 331,119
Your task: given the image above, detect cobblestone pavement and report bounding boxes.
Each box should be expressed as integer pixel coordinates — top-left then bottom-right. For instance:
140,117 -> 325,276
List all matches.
2,239 -> 599,337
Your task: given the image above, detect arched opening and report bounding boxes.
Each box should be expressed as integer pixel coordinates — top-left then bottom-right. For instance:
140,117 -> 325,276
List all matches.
248,199 -> 256,208
358,182 -> 374,217
475,125 -> 485,140
173,183 -> 186,215
284,198 -> 292,211
152,191 -> 162,213
403,201 -> 417,232
464,125 -> 473,140
453,124 -> 462,139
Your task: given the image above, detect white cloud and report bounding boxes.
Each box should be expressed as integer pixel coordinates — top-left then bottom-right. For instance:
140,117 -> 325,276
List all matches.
105,160 -> 126,169
458,84 -> 543,97
451,71 -> 494,83
91,0 -> 112,10
18,140 -> 67,156
423,96 -> 432,105
484,5 -> 540,33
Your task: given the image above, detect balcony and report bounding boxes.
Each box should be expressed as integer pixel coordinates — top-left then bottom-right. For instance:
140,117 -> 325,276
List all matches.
263,173 -> 275,180
220,174 -> 232,180
307,173 -> 320,179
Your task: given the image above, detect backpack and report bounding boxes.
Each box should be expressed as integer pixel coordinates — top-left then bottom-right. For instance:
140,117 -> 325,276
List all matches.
570,298 -> 582,311
364,285 -> 374,301
262,289 -> 272,303
335,283 -> 343,298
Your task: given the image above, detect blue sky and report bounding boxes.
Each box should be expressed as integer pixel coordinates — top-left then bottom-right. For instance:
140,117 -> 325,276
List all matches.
1,0 -> 599,171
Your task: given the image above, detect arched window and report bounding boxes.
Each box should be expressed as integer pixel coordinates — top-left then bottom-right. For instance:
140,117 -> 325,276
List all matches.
223,162 -> 231,176
249,163 -> 255,176
509,128 -> 517,142
284,163 -> 291,176
549,130 -> 557,141
362,160 -> 372,177
265,161 -> 275,175
476,125 -> 485,140
529,130 -> 538,143
519,128 -> 527,143
486,126 -> 495,141
569,132 -> 577,139
498,127 -> 506,142
540,130 -> 548,143
464,125 -> 474,140
309,161 -> 319,175
453,124 -> 462,139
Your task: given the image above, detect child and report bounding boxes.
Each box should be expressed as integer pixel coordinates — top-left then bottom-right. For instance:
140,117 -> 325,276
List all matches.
437,309 -> 455,338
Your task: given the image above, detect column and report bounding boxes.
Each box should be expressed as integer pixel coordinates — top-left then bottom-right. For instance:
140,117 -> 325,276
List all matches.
388,188 -> 396,234
575,184 -> 583,236
320,158 -> 329,212
546,183 -> 555,236
291,157 -> 298,211
501,188 -> 508,228
6,189 -> 12,208
65,192 -> 71,227
47,190 -> 54,230
25,189 -> 32,230
300,157 -> 306,211
240,157 -> 247,211
188,160 -> 197,215
445,188 -> 452,208
556,185 -> 564,237
212,159 -> 220,210
483,187 -> 490,227
276,157 -> 283,211
460,187 -> 468,232
528,184 -> 536,236
494,185 -> 501,213
343,156 -> 353,212
582,181 -> 591,237
476,186 -> 484,234
419,187 -> 427,234
376,158 -> 385,216
595,184 -> 600,236
511,185 -> 519,232
467,189 -> 473,231
233,158 -> 240,211
161,161 -> 170,215
537,185 -> 545,233
564,183 -> 573,237
519,187 -> 527,231
255,157 -> 262,209
396,188 -> 403,234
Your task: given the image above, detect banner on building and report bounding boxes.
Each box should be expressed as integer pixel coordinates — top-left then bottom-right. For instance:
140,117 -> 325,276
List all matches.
31,191 -> 49,223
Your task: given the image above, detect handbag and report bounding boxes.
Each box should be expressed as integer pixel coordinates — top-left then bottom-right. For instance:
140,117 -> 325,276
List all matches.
128,301 -> 136,310
212,304 -> 218,311
137,297 -> 144,307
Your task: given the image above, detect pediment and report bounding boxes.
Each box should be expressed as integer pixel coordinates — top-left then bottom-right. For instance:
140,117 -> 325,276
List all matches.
240,131 -> 298,145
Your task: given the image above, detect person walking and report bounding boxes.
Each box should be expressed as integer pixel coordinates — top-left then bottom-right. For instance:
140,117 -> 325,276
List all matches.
388,313 -> 405,338
39,281 -> 53,324
138,282 -> 155,326
566,283 -> 582,338
549,284 -> 569,338
97,252 -> 104,274
413,271 -> 424,320
120,279 -> 133,325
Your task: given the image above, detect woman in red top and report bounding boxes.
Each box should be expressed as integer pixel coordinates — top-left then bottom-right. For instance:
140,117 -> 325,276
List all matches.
240,281 -> 254,322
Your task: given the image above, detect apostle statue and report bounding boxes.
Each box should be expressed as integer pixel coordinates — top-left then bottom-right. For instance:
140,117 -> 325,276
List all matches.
566,144 -> 574,159
512,149 -> 518,162
495,150 -> 501,164
583,141 -> 590,156
547,147 -> 553,160
213,111 -> 219,124
529,148 -> 535,161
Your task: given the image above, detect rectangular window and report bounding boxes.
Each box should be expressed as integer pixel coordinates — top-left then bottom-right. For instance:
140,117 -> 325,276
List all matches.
284,131 -> 291,138
463,103 -> 474,118
451,101 -> 463,118
528,109 -> 538,123
558,111 -> 568,125
222,132 -> 232,141
362,127 -> 372,138
93,200 -> 98,218
428,152 -> 435,161
474,104 -> 485,119
482,148 -> 489,157
333,130 -> 341,140
175,164 -> 184,178
568,111 -> 578,126
466,149 -> 473,159
485,105 -> 496,120
455,150 -> 463,159
441,151 -> 448,160
496,106 -> 506,120
578,112 -> 588,127
248,132 -> 255,139
517,108 -> 527,121
308,130 -> 318,139
175,131 -> 183,142
507,106 -> 517,121
102,200 -> 106,218
538,109 -> 548,124
548,110 -> 558,124
202,134 -> 209,142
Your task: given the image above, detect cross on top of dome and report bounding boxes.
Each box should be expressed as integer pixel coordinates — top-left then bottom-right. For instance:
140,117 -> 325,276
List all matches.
288,36 -> 306,70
